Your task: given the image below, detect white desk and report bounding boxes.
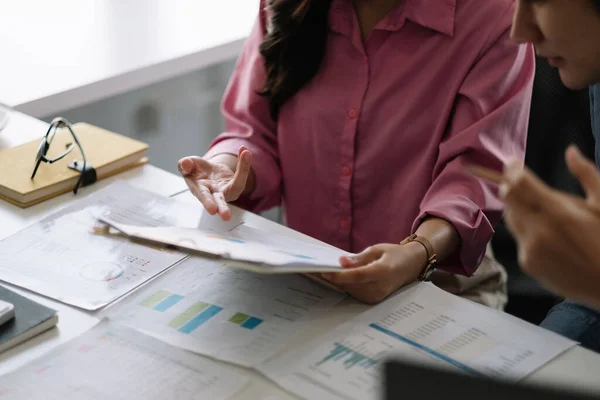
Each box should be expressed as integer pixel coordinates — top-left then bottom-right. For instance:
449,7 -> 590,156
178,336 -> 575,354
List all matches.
0,111 -> 189,240
2,113 -> 600,399
0,110 -> 189,375
0,0 -> 258,118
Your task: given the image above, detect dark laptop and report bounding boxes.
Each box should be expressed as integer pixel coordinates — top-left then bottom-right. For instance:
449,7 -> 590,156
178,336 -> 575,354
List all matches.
384,358 -> 600,400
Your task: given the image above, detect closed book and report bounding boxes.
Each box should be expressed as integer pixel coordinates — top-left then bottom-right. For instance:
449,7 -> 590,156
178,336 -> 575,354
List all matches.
0,285 -> 58,353
0,122 -> 149,207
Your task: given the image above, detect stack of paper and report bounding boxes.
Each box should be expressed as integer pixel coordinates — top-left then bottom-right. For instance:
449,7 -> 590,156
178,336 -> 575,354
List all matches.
0,181 -> 578,400
257,283 -> 576,400
100,216 -> 348,273
0,182 -> 198,310
107,257 -> 347,367
0,320 -> 248,400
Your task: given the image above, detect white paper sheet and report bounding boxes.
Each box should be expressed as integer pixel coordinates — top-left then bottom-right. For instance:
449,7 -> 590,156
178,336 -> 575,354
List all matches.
108,257 -> 346,367
258,283 -> 577,400
0,182 -> 197,310
0,320 -> 248,400
100,219 -> 349,273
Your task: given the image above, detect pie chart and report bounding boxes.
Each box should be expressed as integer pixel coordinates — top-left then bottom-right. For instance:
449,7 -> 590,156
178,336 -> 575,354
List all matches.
80,262 -> 125,282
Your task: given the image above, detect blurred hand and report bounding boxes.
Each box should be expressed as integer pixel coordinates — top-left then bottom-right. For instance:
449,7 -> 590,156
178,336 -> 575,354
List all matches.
178,146 -> 252,221
321,242 -> 426,304
501,146 -> 600,310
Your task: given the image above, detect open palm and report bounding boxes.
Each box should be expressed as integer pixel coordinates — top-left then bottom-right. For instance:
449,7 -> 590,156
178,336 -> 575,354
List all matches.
195,160 -> 238,199
178,146 -> 252,220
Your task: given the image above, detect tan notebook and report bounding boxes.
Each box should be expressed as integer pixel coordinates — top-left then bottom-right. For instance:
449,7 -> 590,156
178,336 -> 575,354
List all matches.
0,122 -> 149,208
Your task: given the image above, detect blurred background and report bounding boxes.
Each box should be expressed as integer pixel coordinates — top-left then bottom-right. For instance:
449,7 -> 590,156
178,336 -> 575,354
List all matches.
53,60 -> 236,177
0,0 -> 281,221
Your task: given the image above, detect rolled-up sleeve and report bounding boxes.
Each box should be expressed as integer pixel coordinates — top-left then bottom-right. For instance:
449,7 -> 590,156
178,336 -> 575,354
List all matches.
204,7 -> 281,212
411,20 -> 535,276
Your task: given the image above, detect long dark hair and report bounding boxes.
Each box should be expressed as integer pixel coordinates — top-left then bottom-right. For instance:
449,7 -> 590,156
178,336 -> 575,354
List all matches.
258,0 -> 334,120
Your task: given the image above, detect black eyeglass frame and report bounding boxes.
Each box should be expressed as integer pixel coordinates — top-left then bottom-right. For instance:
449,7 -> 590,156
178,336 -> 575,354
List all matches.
30,117 -> 88,194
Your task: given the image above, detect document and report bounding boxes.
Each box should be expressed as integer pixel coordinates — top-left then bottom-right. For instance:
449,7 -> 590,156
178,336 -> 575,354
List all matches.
108,257 -> 346,367
0,182 -> 196,310
258,283 -> 577,400
100,213 -> 349,273
0,320 -> 248,400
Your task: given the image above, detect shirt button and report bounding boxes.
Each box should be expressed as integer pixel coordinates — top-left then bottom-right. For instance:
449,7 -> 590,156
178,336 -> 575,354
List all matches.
341,166 -> 351,177
348,108 -> 358,119
340,219 -> 350,231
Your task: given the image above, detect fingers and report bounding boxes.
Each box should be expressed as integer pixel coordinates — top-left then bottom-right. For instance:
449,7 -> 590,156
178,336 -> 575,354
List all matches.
339,246 -> 382,268
565,145 -> 600,205
339,282 -> 392,305
326,247 -> 390,285
513,218 -> 571,280
188,180 -> 231,220
504,207 -> 532,247
328,261 -> 393,284
225,148 -> 252,201
213,192 -> 232,221
501,161 -> 550,212
177,156 -> 204,177
185,178 -> 218,215
178,147 -> 250,218
179,155 -> 217,215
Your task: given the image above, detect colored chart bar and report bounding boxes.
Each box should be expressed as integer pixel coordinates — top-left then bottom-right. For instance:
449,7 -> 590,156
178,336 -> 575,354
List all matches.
168,301 -> 210,329
228,312 -> 264,330
178,305 -> 224,334
229,312 -> 250,324
316,343 -> 378,369
206,234 -> 245,244
241,317 -> 263,330
153,294 -> 184,312
317,343 -> 351,365
139,290 -> 171,308
369,324 -> 484,377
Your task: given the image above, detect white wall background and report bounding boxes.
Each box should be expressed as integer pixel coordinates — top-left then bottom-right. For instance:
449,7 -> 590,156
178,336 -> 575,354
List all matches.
43,60 -> 235,175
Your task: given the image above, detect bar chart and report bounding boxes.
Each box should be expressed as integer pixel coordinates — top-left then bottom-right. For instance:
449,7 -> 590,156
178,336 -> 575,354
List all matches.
137,289 -> 258,335
170,303 -> 223,334
109,258 -> 345,367
258,311 -> 484,400
316,343 -> 378,370
140,291 -> 225,334
229,312 -> 264,330
368,323 -> 484,376
140,290 -> 184,312
271,333 -> 382,400
258,283 -> 577,400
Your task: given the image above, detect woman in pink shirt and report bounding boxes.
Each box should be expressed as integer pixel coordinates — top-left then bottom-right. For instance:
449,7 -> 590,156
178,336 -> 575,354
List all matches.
178,0 -> 535,305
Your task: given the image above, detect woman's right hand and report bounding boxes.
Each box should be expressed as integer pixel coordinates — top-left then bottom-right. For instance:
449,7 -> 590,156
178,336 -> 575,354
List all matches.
500,146 -> 600,310
177,146 -> 253,221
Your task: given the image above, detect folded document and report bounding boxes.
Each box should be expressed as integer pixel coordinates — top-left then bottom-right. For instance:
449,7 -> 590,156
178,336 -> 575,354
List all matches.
99,217 -> 347,274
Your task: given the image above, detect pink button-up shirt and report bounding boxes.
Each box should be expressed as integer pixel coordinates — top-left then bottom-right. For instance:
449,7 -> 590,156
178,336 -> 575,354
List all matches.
205,0 -> 535,276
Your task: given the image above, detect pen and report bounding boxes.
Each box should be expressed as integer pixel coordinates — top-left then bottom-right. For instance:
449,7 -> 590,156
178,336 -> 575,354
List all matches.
91,225 -> 126,237
465,165 -> 504,184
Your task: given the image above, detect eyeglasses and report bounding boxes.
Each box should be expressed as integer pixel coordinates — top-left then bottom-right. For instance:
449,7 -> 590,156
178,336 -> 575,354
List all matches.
31,117 -> 89,194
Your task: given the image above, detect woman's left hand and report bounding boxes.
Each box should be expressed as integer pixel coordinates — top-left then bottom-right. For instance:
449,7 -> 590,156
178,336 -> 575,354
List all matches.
321,242 -> 427,304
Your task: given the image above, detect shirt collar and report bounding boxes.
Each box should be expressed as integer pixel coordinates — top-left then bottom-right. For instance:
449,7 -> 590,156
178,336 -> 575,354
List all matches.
405,0 -> 456,37
329,0 -> 456,37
